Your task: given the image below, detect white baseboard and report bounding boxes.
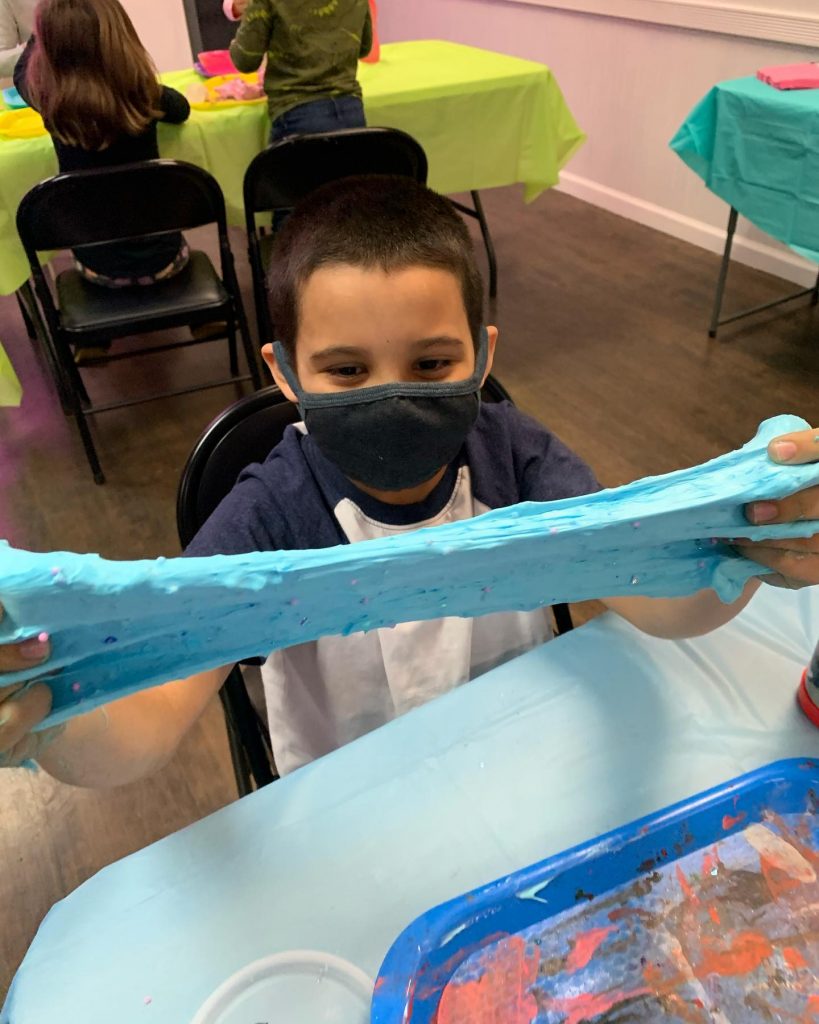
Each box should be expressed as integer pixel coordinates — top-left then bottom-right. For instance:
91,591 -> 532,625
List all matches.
556,171 -> 818,288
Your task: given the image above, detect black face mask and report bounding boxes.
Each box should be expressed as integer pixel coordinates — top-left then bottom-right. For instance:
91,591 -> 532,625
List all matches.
273,329 -> 489,492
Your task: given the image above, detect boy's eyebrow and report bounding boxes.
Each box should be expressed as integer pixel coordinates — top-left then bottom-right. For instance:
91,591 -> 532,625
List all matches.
309,345 -> 368,363
309,337 -> 467,363
412,336 -> 467,351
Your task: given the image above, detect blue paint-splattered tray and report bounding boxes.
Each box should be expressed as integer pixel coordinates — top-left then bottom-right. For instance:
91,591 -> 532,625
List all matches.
371,759 -> 819,1024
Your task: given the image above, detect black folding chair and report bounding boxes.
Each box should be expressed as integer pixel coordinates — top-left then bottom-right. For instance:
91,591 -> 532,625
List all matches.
177,375 -> 572,796
16,159 -> 262,485
243,127 -> 429,347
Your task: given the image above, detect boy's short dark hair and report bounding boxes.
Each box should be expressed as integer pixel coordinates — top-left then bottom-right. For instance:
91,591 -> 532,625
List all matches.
267,175 -> 485,358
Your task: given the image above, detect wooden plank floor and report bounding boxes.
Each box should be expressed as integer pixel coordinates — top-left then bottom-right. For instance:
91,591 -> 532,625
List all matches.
1,188 -> 818,997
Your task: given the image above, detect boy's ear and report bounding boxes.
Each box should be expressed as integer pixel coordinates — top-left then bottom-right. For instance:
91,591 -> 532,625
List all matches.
261,343 -> 299,404
481,325 -> 498,386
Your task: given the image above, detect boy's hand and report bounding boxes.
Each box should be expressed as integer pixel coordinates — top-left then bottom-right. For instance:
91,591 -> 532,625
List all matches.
0,603 -> 58,767
736,426 -> 819,590
233,0 -> 249,16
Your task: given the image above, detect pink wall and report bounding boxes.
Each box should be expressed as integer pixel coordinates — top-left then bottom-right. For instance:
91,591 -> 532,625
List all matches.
377,0 -> 567,66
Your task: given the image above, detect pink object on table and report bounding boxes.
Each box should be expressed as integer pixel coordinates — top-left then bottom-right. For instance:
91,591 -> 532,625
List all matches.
197,50 -> 239,77
756,62 -> 819,90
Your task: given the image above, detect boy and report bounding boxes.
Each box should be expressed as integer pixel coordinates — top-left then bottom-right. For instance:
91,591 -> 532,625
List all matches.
1,176 -> 818,783
227,0 -> 371,143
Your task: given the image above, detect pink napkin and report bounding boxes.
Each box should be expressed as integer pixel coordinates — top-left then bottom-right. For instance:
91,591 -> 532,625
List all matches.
757,62 -> 819,90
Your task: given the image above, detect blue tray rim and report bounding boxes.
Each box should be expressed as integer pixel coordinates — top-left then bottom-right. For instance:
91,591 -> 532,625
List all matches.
371,756 -> 819,1024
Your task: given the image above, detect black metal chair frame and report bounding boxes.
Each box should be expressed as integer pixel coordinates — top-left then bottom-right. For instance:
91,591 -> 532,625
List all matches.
708,206 -> 819,338
16,159 -> 262,484
177,375 -> 572,796
243,127 -> 429,348
450,192 -> 499,299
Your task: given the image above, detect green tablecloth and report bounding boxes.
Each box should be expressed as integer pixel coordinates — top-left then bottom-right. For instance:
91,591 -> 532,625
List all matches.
670,76 -> 819,263
0,340 -> 22,406
0,40 -> 584,297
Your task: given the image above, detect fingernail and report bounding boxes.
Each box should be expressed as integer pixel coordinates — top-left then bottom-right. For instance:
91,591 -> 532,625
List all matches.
770,440 -> 798,462
749,501 -> 778,524
19,633 -> 50,660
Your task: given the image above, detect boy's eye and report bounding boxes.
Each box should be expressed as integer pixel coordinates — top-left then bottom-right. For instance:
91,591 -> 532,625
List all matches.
416,358 -> 453,374
327,365 -> 366,379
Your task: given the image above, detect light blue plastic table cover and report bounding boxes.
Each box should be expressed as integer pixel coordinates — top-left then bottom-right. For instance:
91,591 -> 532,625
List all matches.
2,414 -> 819,730
670,76 -> 819,263
4,583 -> 818,1023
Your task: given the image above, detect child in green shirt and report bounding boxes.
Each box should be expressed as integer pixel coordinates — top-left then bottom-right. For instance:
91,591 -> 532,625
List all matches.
229,0 -> 372,142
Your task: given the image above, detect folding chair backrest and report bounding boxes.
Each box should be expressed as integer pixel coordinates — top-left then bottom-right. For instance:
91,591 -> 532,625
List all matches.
243,127 -> 428,224
177,386 -> 299,546
16,159 -> 227,254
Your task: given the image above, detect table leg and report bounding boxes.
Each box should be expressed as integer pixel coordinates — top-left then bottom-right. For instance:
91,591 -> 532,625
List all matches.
708,206 -> 818,338
709,207 -> 738,339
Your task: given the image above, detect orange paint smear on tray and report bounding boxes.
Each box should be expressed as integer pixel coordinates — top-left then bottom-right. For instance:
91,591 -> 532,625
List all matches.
695,930 -> 773,977
436,936 -> 539,1024
722,812 -> 747,830
783,946 -> 808,970
565,926 -> 616,971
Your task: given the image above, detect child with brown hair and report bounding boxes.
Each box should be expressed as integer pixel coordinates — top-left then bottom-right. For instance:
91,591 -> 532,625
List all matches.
14,0 -> 191,291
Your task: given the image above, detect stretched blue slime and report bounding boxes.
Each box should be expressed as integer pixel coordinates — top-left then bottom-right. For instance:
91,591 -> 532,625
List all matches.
2,415 -> 819,728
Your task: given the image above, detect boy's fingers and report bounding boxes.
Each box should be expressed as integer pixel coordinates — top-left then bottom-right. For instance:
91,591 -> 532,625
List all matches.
768,428 -> 819,465
745,485 -> 819,526
0,633 -> 51,673
731,535 -> 819,553
0,683 -> 52,754
733,542 -> 819,585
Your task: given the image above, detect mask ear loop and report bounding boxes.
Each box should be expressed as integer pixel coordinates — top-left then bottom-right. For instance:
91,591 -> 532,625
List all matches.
272,341 -> 307,415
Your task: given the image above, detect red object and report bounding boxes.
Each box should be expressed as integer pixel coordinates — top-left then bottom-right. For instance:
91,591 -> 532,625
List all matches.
198,50 -> 239,77
797,669 -> 819,728
360,0 -> 380,64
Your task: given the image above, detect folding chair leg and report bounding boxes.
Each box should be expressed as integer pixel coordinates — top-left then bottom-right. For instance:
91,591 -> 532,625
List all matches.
471,190 -> 498,300
219,687 -> 253,797
812,268 -> 819,307
237,305 -> 262,390
552,602 -> 574,636
73,404 -> 105,484
16,290 -> 36,340
17,282 -> 73,414
226,321 -> 240,378
709,207 -> 738,339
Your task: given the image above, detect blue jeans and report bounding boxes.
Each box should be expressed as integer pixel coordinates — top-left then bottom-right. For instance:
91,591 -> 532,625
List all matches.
269,95 -> 366,144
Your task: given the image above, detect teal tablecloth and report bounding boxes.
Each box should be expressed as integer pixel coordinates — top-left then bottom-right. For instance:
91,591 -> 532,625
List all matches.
671,77 -> 819,263
4,584 -> 818,1022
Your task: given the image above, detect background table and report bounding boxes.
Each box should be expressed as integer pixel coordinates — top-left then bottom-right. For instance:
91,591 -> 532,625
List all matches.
0,40 -> 584,297
4,584 -> 818,1023
671,77 -> 819,336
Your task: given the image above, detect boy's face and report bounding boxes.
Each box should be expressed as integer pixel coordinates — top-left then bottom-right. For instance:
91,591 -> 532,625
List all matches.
263,265 -> 497,395
262,265 -> 498,504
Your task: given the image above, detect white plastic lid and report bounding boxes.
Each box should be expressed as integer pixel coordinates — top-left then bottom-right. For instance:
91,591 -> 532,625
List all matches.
191,950 -> 374,1024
